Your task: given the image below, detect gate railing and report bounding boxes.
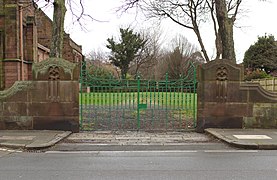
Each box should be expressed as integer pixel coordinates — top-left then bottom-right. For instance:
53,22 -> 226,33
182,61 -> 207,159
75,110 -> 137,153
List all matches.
79,62 -> 197,131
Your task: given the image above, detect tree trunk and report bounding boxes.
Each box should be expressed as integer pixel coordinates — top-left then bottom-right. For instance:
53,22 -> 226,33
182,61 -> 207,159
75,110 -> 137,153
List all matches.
215,0 -> 236,62
193,27 -> 210,62
121,66 -> 128,79
50,0 -> 66,58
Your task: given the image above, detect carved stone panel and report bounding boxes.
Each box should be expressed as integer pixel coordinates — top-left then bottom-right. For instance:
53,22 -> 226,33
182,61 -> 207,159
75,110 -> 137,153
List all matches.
32,58 -> 79,81
216,66 -> 228,102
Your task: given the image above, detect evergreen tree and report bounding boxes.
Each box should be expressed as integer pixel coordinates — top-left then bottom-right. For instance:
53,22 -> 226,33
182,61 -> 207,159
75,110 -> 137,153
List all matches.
106,28 -> 146,79
243,35 -> 277,74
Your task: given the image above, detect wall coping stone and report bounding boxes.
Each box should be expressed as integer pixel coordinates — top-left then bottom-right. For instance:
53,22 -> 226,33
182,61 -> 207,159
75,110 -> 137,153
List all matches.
32,58 -> 78,80
240,82 -> 277,101
0,81 -> 33,100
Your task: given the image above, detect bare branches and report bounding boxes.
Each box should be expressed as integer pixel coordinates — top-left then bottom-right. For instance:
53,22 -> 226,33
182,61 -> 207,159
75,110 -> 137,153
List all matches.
118,0 -> 141,13
120,0 -> 210,61
233,0 -> 242,19
66,0 -> 103,31
226,0 -> 242,20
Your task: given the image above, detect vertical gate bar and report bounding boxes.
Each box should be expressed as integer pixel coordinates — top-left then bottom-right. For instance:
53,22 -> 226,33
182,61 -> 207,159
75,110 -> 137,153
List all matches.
130,81 -> 133,109
95,75 -> 98,124
149,81 -> 152,108
121,81 -> 123,110
124,80 -> 127,108
181,78 -> 184,110
137,76 -> 141,130
161,83 -> 163,110
146,81 -> 149,105
185,86 -> 188,127
157,82 -> 160,110
109,77 -> 112,129
180,78 -> 183,129
165,73 -> 168,129
116,87 -> 120,129
169,80 -> 172,110
179,80 -> 182,129
102,79 -> 106,127
121,80 -> 124,128
133,82 -> 135,109
153,81 -> 155,110
174,84 -> 176,110
149,80 -> 153,127
79,62 -> 83,130
95,71 -> 98,115
193,64 -> 197,128
87,85 -> 91,130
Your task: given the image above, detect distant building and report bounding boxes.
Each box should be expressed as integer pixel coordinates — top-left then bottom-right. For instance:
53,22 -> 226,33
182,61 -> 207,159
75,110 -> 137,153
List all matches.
0,0 -> 83,89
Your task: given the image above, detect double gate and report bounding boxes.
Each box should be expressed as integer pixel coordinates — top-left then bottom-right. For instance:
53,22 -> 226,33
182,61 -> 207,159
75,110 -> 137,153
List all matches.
79,63 -> 197,131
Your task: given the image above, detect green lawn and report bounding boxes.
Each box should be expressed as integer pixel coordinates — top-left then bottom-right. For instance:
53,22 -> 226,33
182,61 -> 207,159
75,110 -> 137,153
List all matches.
79,92 -> 196,109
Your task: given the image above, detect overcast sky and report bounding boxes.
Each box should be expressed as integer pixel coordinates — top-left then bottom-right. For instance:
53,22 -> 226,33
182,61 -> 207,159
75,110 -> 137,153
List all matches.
40,0 -> 277,63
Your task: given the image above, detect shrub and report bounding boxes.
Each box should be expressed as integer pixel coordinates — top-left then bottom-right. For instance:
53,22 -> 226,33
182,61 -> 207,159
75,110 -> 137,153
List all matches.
244,69 -> 271,81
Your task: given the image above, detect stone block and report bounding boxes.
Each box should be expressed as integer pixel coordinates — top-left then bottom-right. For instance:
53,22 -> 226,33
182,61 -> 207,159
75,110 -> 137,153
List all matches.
201,102 -> 253,117
3,102 -> 27,116
197,116 -> 243,131
1,116 -> 33,130
33,116 -> 79,132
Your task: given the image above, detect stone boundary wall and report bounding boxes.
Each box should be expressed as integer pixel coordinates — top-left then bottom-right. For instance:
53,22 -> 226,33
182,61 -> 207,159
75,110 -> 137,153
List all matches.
197,59 -> 277,132
247,78 -> 277,92
0,58 -> 79,132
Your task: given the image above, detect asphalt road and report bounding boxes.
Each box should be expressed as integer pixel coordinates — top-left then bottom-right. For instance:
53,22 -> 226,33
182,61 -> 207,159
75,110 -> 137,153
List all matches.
1,148 -> 277,180
50,142 -> 234,152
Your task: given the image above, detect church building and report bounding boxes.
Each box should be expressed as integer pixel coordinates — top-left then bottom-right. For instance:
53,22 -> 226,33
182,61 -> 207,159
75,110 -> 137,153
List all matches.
0,0 -> 83,89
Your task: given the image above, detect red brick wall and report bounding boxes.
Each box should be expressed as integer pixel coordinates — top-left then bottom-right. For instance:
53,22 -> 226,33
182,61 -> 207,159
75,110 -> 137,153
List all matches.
36,9 -> 52,49
0,0 -> 82,89
37,46 -> 50,62
4,61 -> 20,88
4,5 -> 19,59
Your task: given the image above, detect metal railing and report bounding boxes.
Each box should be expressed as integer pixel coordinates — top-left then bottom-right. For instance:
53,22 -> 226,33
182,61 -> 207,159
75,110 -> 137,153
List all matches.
79,62 -> 197,131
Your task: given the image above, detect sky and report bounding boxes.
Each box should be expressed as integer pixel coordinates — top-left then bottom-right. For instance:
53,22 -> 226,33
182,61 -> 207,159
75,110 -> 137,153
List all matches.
39,0 -> 277,63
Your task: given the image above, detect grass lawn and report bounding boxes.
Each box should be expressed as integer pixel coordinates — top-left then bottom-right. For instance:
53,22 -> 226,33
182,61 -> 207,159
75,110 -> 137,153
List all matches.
79,92 -> 196,109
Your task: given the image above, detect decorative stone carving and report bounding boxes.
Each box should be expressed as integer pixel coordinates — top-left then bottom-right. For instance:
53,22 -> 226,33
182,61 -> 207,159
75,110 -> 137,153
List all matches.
216,66 -> 228,102
48,66 -> 60,81
216,66 -> 228,81
48,66 -> 60,102
32,58 -> 78,80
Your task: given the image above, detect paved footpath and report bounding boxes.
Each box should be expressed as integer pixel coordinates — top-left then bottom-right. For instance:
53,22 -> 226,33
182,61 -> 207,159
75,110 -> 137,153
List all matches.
0,130 -> 71,150
206,128 -> 277,150
49,130 -> 230,151
1,129 -> 277,150
64,131 -> 213,145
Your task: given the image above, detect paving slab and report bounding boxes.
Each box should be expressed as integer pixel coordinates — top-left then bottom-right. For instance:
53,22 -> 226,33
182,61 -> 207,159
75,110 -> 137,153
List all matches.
0,130 -> 71,149
65,131 -> 212,145
205,128 -> 277,150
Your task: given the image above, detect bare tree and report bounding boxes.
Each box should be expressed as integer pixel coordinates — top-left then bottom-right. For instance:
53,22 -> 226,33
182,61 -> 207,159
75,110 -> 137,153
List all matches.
120,0 -> 245,62
155,35 -> 202,79
87,48 -> 109,62
49,0 -> 66,58
34,0 -> 95,57
120,0 -> 210,62
214,0 -> 241,62
129,26 -> 162,78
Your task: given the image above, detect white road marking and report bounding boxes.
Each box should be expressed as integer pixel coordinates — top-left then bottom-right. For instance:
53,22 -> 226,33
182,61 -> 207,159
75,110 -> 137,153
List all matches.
204,150 -> 258,153
0,136 -> 35,140
46,150 -> 260,154
0,148 -> 22,153
45,150 -> 198,154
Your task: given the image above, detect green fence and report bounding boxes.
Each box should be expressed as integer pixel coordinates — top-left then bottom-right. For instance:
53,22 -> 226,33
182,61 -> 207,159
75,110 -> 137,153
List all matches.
79,63 -> 197,131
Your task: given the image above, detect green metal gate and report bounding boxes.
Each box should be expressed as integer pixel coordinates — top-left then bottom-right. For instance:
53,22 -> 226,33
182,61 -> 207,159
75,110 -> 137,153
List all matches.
79,63 -> 197,131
